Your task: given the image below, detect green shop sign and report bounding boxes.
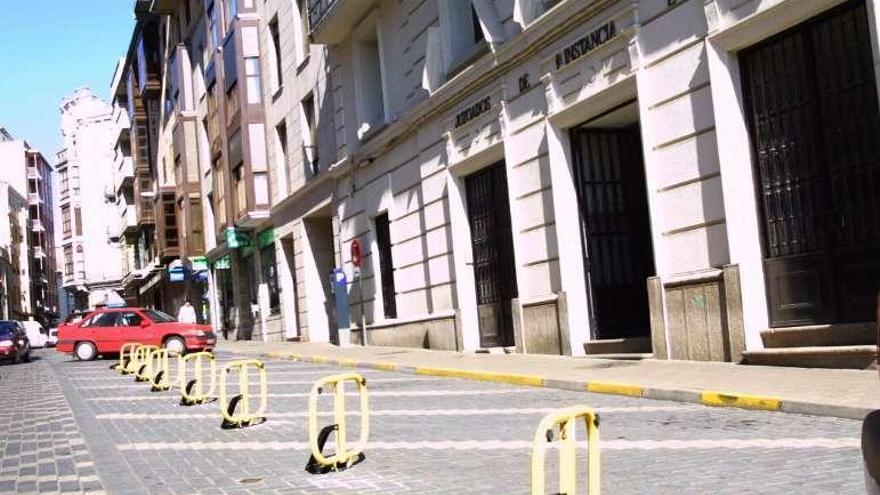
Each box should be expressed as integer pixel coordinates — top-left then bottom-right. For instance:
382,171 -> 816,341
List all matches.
190,256 -> 209,272
257,228 -> 275,248
225,227 -> 252,249
214,255 -> 231,270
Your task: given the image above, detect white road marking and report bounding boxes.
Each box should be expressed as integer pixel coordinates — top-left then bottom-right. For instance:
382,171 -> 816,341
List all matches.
115,437 -> 860,452
86,388 -> 541,401
94,405 -> 693,420
77,377 -> 440,390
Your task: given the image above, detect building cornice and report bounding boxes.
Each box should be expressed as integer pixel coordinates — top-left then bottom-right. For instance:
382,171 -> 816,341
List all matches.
339,0 -> 621,172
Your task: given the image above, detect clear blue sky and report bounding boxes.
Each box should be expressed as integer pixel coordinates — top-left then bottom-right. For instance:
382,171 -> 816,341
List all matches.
0,2 -> 135,158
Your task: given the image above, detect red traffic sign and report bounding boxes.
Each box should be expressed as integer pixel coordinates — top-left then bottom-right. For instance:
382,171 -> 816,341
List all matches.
351,239 -> 362,268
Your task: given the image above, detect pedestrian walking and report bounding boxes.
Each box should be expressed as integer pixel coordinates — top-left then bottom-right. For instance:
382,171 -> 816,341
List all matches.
177,299 -> 198,324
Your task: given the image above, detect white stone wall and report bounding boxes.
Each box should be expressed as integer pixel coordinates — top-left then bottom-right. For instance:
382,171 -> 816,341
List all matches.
58,89 -> 125,291
290,0 -> 880,354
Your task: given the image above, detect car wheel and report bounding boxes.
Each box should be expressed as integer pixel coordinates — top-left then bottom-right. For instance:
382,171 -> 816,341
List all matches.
74,342 -> 97,361
12,350 -> 21,365
164,336 -> 186,355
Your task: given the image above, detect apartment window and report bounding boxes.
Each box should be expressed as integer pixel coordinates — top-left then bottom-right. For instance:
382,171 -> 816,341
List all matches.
440,0 -> 488,72
213,158 -> 227,228
268,17 -> 282,91
74,207 -> 82,236
59,169 -> 69,195
300,93 -> 318,175
206,84 -> 220,142
233,165 -> 247,217
352,20 -> 387,140
64,246 -> 73,276
274,121 -> 288,196
226,85 -> 241,125
294,0 -> 309,64
61,206 -> 71,237
71,166 -> 80,196
75,245 -> 85,280
208,3 -> 220,53
375,213 -> 396,318
190,198 -> 204,254
260,242 -> 280,313
225,0 -> 238,28
245,58 -> 262,104
163,199 -> 179,248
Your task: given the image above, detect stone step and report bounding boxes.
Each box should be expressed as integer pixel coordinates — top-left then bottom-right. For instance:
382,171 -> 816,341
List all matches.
583,337 -> 652,355
742,345 -> 878,369
760,322 -> 875,348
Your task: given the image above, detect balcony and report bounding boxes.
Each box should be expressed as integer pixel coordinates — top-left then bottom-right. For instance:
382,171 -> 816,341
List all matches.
119,204 -> 137,239
27,166 -> 41,181
31,219 -> 45,232
308,0 -> 377,44
28,193 -> 42,205
115,155 -> 135,195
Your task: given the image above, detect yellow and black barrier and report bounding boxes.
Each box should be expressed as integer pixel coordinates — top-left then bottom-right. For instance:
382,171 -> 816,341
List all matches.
306,373 -> 369,474
133,345 -> 160,382
112,342 -> 141,373
179,351 -> 217,406
219,359 -> 267,429
148,348 -> 179,392
530,405 -> 600,495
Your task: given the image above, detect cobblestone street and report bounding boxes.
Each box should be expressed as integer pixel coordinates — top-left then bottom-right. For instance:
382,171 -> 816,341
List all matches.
0,349 -> 867,494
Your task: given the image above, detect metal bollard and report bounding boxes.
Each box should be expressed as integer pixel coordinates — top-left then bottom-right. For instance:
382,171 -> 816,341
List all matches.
306,373 -> 369,474
179,352 -> 217,406
113,342 -> 141,374
530,405 -> 600,495
219,359 -> 267,429
132,345 -> 160,382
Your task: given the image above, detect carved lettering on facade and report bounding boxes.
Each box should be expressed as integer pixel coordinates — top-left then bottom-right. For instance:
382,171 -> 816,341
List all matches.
554,21 -> 617,71
454,97 -> 492,128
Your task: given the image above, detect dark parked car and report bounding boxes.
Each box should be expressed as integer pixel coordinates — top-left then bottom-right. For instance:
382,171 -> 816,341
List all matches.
864,292 -> 880,494
0,320 -> 30,364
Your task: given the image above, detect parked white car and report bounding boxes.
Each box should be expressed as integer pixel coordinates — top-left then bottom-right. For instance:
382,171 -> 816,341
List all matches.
21,321 -> 48,348
47,327 -> 58,347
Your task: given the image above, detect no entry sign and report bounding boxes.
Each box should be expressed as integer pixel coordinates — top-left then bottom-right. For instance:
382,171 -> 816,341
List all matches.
351,239 -> 362,268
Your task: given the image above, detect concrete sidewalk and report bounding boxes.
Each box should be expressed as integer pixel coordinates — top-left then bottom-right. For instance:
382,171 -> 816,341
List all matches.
218,341 -> 880,420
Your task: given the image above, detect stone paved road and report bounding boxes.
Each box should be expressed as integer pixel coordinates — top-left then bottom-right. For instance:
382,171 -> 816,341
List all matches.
0,348 -> 867,494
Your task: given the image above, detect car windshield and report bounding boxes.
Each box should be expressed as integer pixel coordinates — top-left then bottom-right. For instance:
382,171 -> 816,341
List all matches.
0,321 -> 16,337
143,309 -> 177,323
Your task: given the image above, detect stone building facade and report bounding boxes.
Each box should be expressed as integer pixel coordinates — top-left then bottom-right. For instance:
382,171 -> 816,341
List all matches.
57,88 -> 125,314
112,0 -> 880,366
0,127 -> 58,324
299,0 -> 880,365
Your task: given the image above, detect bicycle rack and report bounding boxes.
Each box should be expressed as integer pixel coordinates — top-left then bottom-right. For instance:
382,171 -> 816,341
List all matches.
113,342 -> 141,374
132,345 -> 160,382
179,351 -> 217,406
219,359 -> 267,429
530,405 -> 600,495
148,348 -> 180,392
305,373 -> 369,474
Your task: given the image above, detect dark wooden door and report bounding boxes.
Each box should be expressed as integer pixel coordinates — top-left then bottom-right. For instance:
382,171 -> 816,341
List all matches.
741,0 -> 880,327
570,127 -> 654,339
465,161 -> 518,347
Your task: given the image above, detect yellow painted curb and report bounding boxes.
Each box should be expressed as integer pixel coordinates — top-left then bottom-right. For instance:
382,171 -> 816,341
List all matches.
372,362 -> 398,372
337,358 -> 359,368
587,382 -> 644,397
312,356 -> 330,364
701,391 -> 782,411
415,367 -> 544,387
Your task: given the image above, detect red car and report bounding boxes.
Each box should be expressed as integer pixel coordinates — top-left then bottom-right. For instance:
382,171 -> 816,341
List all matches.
0,321 -> 31,364
56,307 -> 215,361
